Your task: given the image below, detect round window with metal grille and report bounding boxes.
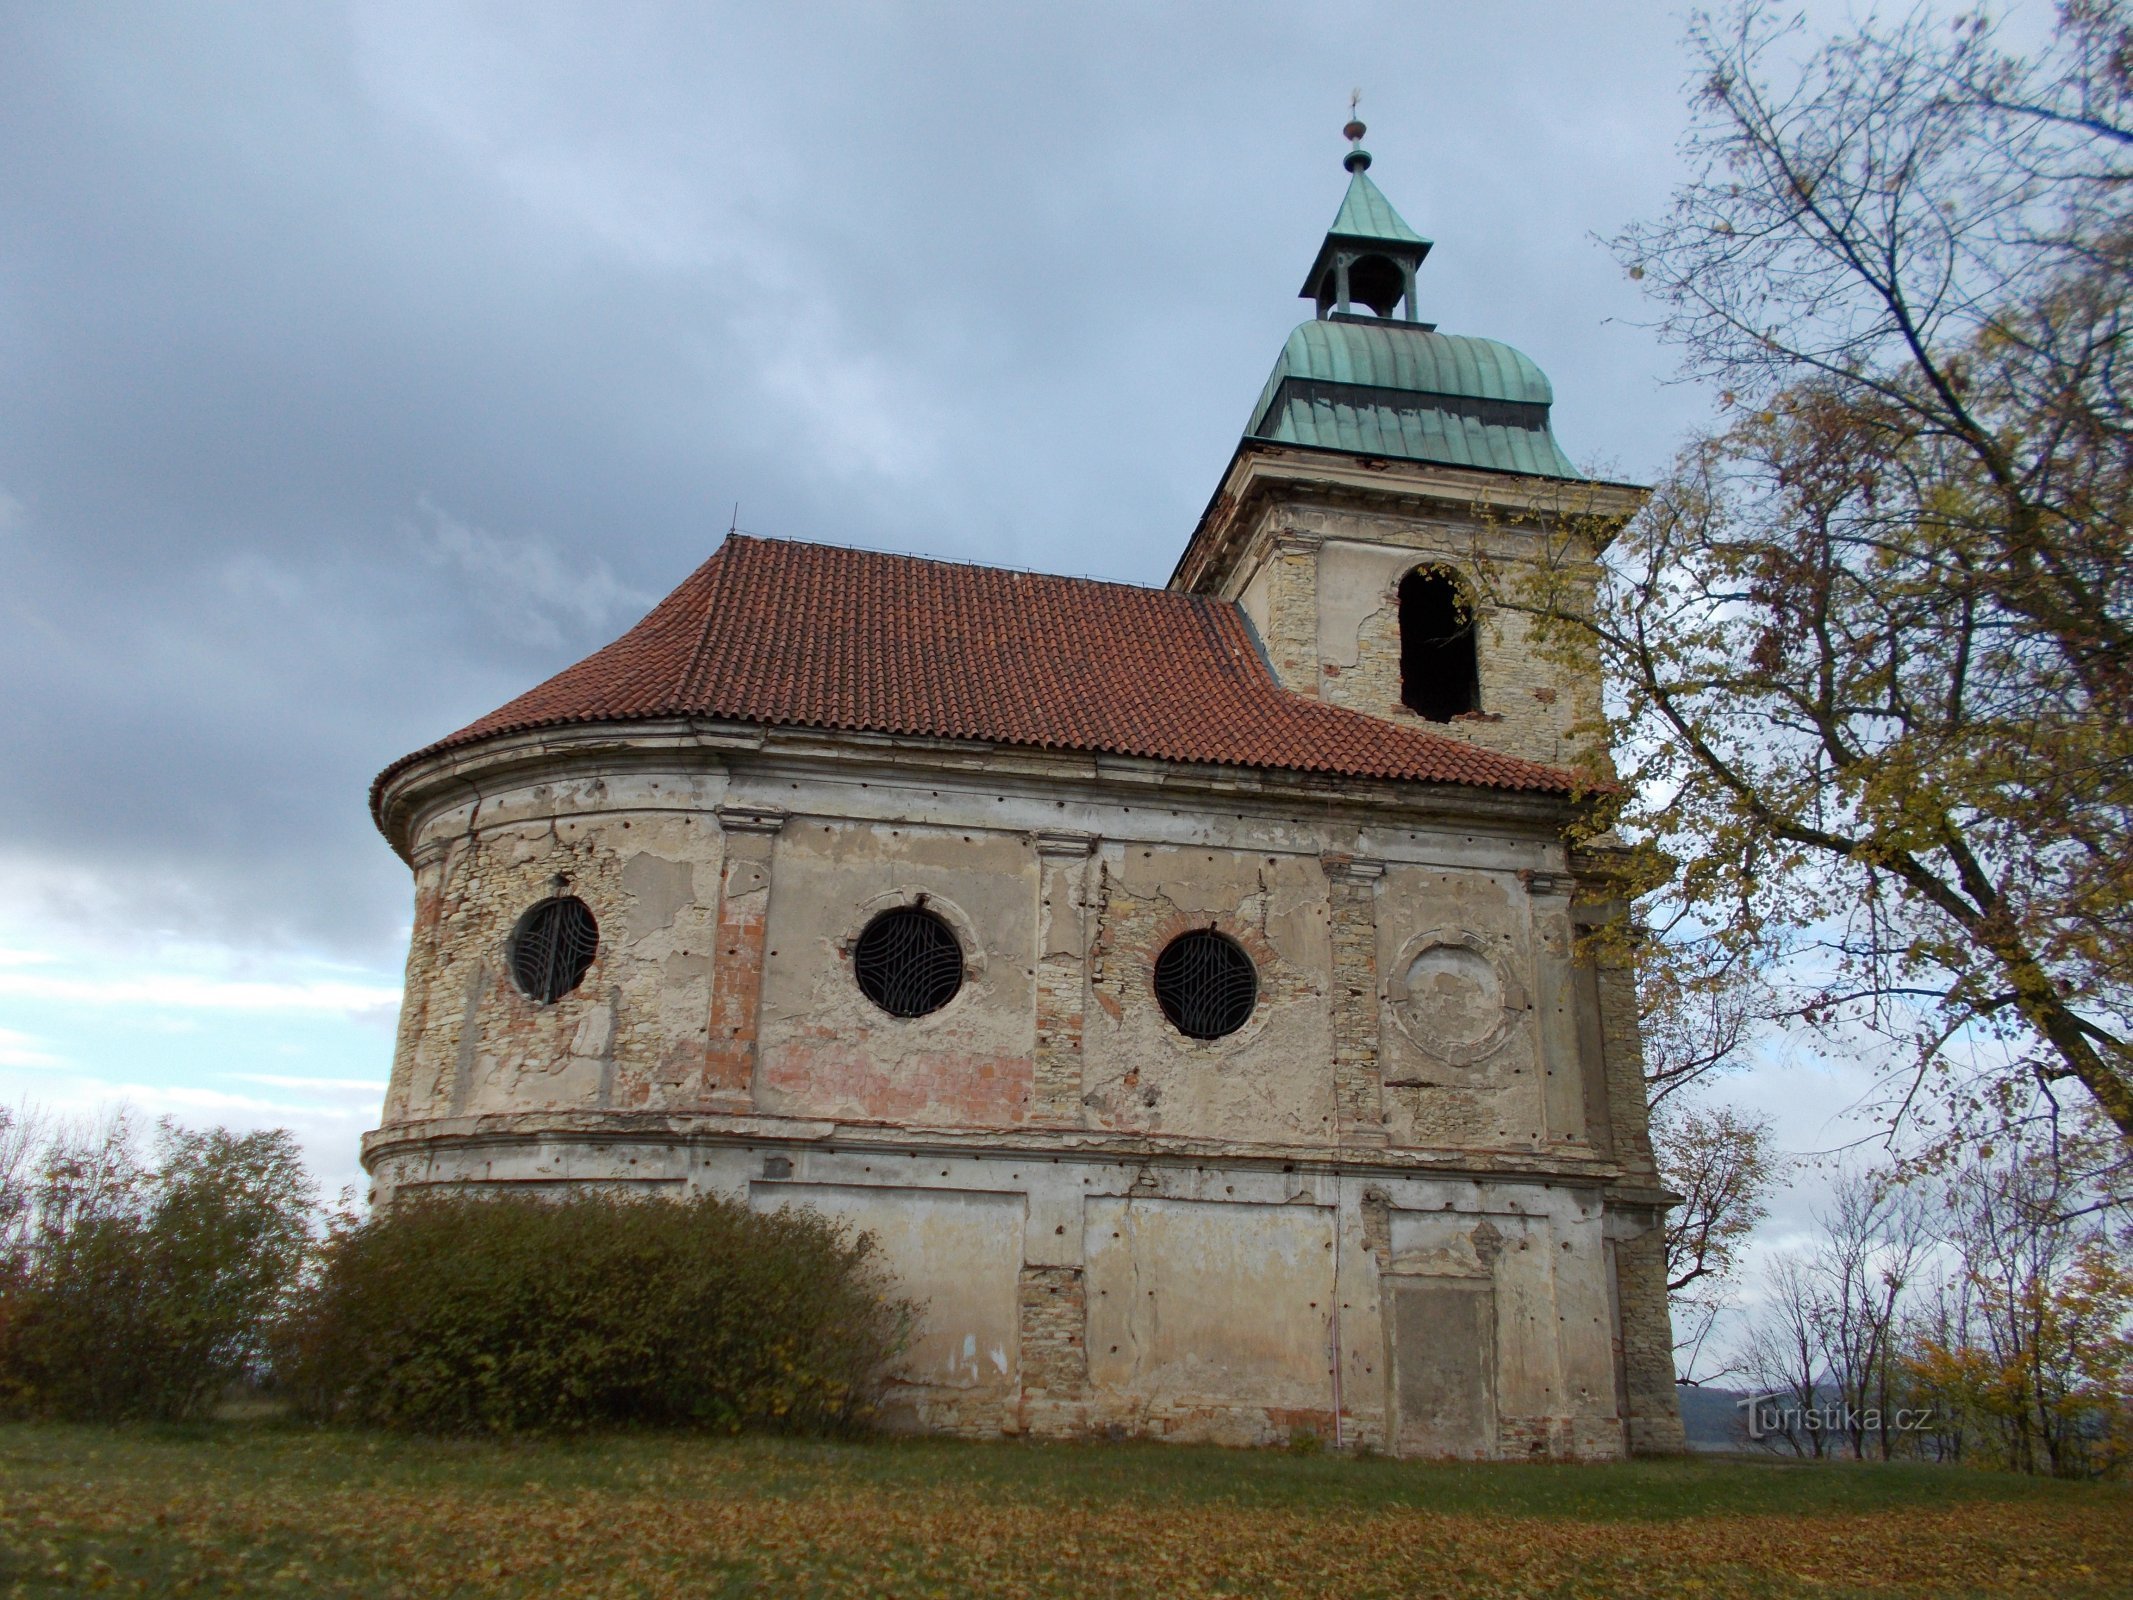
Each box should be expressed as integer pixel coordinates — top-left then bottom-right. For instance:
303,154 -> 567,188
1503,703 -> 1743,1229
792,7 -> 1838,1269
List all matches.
509,896 -> 599,1003
1153,929 -> 1257,1040
853,905 -> 964,1018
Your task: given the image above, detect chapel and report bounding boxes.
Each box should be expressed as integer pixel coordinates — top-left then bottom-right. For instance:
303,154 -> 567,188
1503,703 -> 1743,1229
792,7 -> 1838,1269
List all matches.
364,129 -> 1685,1459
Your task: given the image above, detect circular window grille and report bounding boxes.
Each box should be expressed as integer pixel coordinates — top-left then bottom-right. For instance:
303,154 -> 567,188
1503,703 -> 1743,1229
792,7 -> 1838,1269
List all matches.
853,906 -> 964,1018
1153,929 -> 1258,1040
509,896 -> 599,1003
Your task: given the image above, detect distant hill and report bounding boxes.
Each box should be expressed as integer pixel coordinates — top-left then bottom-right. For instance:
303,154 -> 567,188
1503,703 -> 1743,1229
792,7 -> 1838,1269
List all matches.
1676,1383 -> 1751,1452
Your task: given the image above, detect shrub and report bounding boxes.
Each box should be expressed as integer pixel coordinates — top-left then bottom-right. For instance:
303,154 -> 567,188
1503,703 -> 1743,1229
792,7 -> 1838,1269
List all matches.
279,1189 -> 910,1434
0,1117 -> 315,1421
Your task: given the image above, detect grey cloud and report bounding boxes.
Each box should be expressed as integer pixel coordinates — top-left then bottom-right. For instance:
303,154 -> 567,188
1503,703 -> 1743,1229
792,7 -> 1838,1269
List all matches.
407,496 -> 654,648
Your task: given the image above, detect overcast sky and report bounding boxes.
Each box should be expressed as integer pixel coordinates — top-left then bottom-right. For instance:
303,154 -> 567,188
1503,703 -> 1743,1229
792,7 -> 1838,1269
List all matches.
0,1 -> 1999,1306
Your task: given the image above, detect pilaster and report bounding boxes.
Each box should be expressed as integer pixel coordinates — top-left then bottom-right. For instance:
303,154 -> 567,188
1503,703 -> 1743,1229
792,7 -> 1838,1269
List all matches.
1325,853 -> 1388,1147
1571,850 -> 1655,1183
1262,531 -> 1323,695
1610,1212 -> 1688,1455
1016,1264 -> 1090,1437
1033,831 -> 1096,1125
704,805 -> 785,1107
1523,869 -> 1594,1151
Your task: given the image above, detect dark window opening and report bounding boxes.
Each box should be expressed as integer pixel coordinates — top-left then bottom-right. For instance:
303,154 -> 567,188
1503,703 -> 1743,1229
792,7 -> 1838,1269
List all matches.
1399,568 -> 1480,722
1153,930 -> 1258,1040
853,905 -> 964,1018
1346,252 -> 1406,318
510,896 -> 599,1003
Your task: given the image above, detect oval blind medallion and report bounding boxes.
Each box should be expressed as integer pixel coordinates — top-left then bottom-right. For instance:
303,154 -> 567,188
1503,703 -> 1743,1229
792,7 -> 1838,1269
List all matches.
1386,932 -> 1523,1065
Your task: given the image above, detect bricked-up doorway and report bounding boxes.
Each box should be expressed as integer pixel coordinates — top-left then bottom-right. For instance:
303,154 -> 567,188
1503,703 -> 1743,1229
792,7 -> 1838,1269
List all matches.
1386,1278 -> 1497,1457
1398,568 -> 1479,721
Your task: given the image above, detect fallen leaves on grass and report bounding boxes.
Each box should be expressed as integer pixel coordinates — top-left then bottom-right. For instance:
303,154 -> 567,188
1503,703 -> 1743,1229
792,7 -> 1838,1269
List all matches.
1,1438 -> 2127,1599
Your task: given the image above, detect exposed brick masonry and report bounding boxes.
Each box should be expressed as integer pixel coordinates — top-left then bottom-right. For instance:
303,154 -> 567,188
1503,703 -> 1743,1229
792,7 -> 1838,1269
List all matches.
1325,855 -> 1388,1146
703,806 -> 783,1104
1016,1265 -> 1089,1437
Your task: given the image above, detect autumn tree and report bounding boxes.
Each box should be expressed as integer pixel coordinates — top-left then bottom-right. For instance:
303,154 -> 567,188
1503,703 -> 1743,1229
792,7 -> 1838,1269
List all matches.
1615,889 -> 1787,1377
1901,1120 -> 2132,1475
1814,1172 -> 1935,1458
1657,1099 -> 1780,1379
0,1113 -> 316,1421
1509,1 -> 2133,1141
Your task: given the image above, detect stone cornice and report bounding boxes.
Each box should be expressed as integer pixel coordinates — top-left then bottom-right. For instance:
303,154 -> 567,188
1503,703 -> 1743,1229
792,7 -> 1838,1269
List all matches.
1321,852 -> 1387,883
1033,828 -> 1098,858
372,716 -> 1580,864
1172,439 -> 1649,597
360,1108 -> 1649,1191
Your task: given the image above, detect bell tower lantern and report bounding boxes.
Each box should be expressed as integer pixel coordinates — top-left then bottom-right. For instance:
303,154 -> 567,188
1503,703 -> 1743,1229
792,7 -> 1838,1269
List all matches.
1302,121 -> 1433,321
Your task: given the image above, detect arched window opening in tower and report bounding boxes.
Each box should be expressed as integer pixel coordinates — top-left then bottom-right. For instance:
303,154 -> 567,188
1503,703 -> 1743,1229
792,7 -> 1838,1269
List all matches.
1346,253 -> 1405,317
1399,568 -> 1480,722
853,905 -> 965,1018
510,896 -> 599,1003
1152,930 -> 1258,1040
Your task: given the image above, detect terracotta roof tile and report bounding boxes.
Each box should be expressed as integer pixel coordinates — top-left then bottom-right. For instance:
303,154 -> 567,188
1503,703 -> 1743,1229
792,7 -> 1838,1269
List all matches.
373,535 -> 1575,808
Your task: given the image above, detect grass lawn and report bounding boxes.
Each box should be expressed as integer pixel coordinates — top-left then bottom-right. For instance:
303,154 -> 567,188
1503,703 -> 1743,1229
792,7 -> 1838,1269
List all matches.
2,1422 -> 2127,1598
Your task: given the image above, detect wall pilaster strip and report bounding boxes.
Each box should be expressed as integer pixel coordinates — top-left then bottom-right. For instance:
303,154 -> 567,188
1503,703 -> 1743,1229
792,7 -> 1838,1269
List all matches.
1522,870 -> 1593,1150
1569,852 -> 1658,1185
1325,853 -> 1388,1147
1033,831 -> 1096,1126
1264,531 -> 1323,695
703,806 -> 785,1106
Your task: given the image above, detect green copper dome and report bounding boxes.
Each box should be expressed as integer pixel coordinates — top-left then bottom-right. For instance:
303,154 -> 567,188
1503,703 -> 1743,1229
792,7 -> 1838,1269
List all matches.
1255,133 -> 1581,479
1246,318 -> 1579,479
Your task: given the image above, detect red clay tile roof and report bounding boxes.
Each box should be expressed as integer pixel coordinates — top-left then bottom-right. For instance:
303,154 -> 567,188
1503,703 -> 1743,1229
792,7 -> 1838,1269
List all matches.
373,535 -> 1575,808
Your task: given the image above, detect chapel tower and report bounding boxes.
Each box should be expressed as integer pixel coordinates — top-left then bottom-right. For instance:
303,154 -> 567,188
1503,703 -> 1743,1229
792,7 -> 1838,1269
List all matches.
1171,122 -> 1642,775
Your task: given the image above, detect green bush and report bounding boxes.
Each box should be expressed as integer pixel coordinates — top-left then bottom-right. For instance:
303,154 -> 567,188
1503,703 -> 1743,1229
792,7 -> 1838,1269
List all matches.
0,1120 -> 315,1421
279,1190 -> 910,1434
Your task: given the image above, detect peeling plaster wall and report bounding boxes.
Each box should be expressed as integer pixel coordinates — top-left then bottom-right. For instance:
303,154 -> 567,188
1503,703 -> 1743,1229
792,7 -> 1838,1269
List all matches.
367,1128 -> 1641,1456
756,820 -> 1038,1127
381,770 -> 730,1125
381,762 -> 1615,1160
1372,862 -> 1546,1150
1084,1196 -> 1335,1442
752,1181 -> 1027,1432
1082,845 -> 1331,1143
